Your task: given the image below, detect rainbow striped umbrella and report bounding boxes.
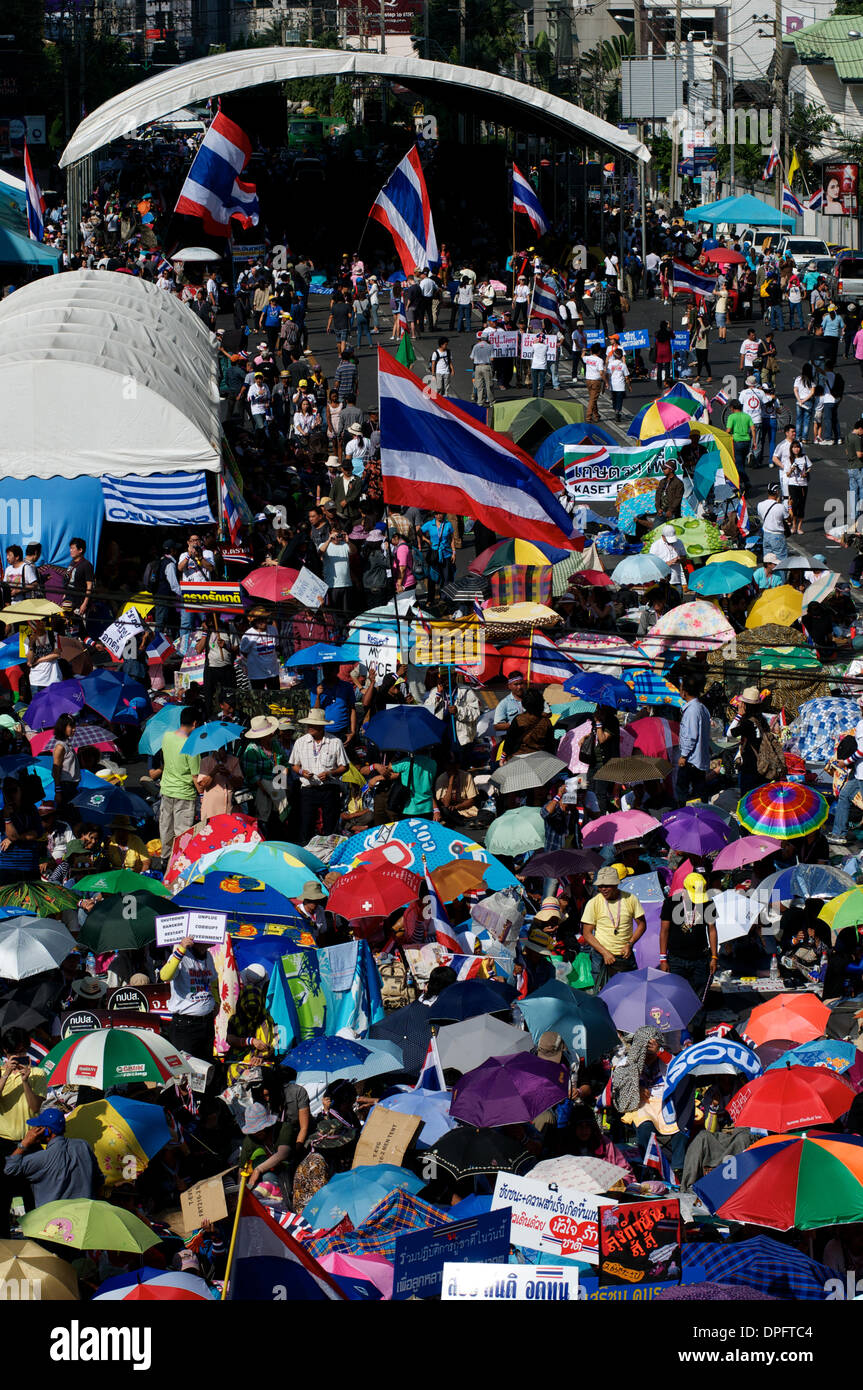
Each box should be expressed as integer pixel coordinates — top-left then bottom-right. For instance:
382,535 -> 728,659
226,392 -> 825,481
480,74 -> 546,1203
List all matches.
695,1131 -> 863,1230
736,781 -> 829,840
627,399 -> 693,442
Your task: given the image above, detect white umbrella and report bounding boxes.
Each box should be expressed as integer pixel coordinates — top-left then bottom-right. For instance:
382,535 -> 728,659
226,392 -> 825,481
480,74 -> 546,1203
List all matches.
169,246 -> 222,263
711,889 -> 761,945
435,1014 -> 533,1073
802,570 -> 839,611
530,1154 -> 629,1192
490,751 -> 569,795
0,919 -> 77,980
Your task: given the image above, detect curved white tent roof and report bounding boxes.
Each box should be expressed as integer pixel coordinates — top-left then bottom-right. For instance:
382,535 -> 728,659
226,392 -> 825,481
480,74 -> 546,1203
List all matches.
61,48 -> 650,167
0,270 -> 221,479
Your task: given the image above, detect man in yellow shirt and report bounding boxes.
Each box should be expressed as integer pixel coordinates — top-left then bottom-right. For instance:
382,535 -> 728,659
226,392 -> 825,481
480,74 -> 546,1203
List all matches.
106,815 -> 152,873
580,865 -> 646,990
0,1029 -> 47,1236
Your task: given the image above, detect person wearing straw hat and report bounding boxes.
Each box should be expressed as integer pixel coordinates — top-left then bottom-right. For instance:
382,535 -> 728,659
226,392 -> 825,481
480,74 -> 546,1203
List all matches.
580,865 -> 646,990
293,880 -> 328,940
729,687 -> 772,796
289,710 -> 348,841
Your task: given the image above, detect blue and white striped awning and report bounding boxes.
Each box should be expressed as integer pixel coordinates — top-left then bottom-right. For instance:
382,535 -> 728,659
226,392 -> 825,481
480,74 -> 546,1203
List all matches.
101,472 -> 214,527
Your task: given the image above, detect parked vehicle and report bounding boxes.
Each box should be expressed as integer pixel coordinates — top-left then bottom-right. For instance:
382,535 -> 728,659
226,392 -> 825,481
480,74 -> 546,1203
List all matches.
830,251 -> 863,308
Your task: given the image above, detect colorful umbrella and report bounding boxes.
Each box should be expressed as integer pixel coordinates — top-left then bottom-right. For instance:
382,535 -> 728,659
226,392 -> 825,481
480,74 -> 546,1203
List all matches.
42,1028 -> 191,1088
70,784 -> 152,823
0,599 -> 63,622
661,807 -> 735,855
327,866 -> 421,919
138,703 -> 184,756
622,668 -> 684,709
704,247 -> 746,264
282,1036 -> 403,1083
661,1037 -> 762,1123
755,863 -> 855,907
746,585 -> 803,630
469,538 -> 572,576
430,859 -> 488,899
330,819 -> 520,893
599,966 -> 702,1032
686,1236 -> 835,1301
0,881 -> 79,914
205,843 -> 322,898
785,697 -> 860,764
743,993 -> 832,1048
688,421 -> 738,485
302,1165 -> 426,1231
712,834 -> 780,871
593,755 -> 670,784
94,1270 -> 215,1301
581,809 -> 661,847
450,1053 -> 569,1127
20,1199 -> 160,1252
317,1251 -> 394,1300
736,782 -> 829,840
75,869 -> 171,897
240,566 -> 302,604
164,812 -> 263,886
66,1096 -> 172,1184
628,399 -> 693,442
485,807 -> 547,857
823,887 -> 863,932
0,918 -> 76,979
0,1240 -> 79,1300
706,548 -> 757,569
173,873 -> 305,924
727,1066 -> 856,1133
694,1131 -> 863,1230
647,600 -> 734,648
687,561 -> 753,596
766,1039 -> 859,1076
518,981 -> 619,1063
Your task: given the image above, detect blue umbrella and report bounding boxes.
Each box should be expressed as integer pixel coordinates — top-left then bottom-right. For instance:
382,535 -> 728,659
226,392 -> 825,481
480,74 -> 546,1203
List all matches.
181,721 -> 245,755
80,672 -> 148,722
0,636 -> 26,670
682,1236 -> 836,1301
71,784 -> 153,823
23,679 -> 85,731
757,864 -> 856,903
687,562 -> 753,597
563,672 -> 638,710
107,1095 -> 172,1157
377,1089 -> 458,1149
214,844 -> 322,897
766,1039 -> 859,1074
328,819 -> 521,893
138,704 -> 183,755
428,978 -> 516,1023
282,1036 -> 403,1084
302,1165 -> 426,1231
519,981 -> 618,1063
283,642 -> 363,667
364,707 -> 447,751
172,873 -> 304,922
660,1036 -> 762,1123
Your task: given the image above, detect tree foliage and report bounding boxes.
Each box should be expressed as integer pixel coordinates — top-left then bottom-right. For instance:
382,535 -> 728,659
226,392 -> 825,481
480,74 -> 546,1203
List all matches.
411,0 -> 522,73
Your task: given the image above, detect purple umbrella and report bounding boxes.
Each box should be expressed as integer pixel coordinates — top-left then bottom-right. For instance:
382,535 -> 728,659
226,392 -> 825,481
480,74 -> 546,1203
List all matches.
449,1052 -> 569,1128
661,807 -> 735,856
22,679 -> 85,731
599,966 -> 701,1033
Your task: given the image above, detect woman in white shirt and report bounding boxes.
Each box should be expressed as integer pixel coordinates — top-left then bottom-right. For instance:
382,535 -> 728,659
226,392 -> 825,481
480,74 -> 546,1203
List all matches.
793,364 -> 816,443
512,276 -> 531,329
3,546 -> 37,599
607,348 -> 630,421
783,439 -> 812,535
26,618 -> 63,690
292,398 -> 321,440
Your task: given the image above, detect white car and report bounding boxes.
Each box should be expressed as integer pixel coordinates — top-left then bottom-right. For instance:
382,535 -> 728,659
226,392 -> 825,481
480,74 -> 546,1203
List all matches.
775,236 -> 832,267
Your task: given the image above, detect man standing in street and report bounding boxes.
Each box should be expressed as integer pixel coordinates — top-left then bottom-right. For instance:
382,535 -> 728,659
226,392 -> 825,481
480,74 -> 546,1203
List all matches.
677,676 -> 711,803
470,332 -> 495,406
580,866 -> 646,989
417,268 -> 435,336
582,346 -> 605,423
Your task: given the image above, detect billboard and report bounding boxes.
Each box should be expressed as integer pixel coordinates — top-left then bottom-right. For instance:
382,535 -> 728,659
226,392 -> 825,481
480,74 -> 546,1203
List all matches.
823,163 -> 858,216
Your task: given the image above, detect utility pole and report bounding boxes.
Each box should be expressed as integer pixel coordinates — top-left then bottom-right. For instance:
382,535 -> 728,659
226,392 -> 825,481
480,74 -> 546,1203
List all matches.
774,0 -> 783,208
458,0 -> 466,141
670,0 -> 682,209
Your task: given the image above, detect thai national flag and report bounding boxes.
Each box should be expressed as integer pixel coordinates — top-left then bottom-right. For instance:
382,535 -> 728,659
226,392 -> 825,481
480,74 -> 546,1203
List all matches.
472,597 -> 486,624
782,185 -> 804,217
145,632 -> 176,665
23,143 -> 45,242
26,1036 -> 49,1066
736,496 -> 750,537
370,145 -> 438,276
807,187 -> 824,212
227,1188 -> 347,1300
763,141 -> 779,180
221,474 -> 242,543
512,162 -> 549,237
643,1130 -> 676,1183
396,298 -> 408,334
531,272 -> 562,325
596,1075 -> 614,1110
378,348 -> 578,550
423,856 -> 470,955
175,109 -> 260,237
528,632 -> 584,684
412,1034 -> 447,1092
672,259 -> 715,297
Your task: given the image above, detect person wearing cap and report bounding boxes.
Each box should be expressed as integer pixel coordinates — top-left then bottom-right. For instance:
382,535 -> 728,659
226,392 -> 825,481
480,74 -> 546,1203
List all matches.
4,1106 -> 98,1207
822,302 -> 844,369
290,710 -> 348,840
659,873 -> 718,1036
649,524 -> 686,588
239,610 -> 280,690
159,927 -> 218,1060
729,687 -> 773,795
739,376 -> 769,465
239,716 -> 286,829
580,866 -> 646,987
344,420 -> 371,474
653,455 -> 684,523
293,880 -> 328,940
756,483 -> 790,565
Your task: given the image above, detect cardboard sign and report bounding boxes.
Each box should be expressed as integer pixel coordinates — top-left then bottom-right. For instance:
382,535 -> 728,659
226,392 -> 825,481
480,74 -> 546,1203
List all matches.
155,911 -> 227,947
520,332 -> 559,361
60,1008 -> 103,1037
599,1199 -> 681,1286
289,566 -> 329,610
180,1175 -> 228,1235
393,1207 -> 511,1300
351,1106 -> 422,1169
492,1172 -> 615,1265
99,611 -> 145,661
442,1262 -> 577,1301
180,581 -> 244,613
486,329 -> 520,358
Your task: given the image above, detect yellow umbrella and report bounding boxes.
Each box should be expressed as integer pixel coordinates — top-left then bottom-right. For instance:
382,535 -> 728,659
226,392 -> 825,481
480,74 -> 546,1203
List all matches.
706,549 -> 758,569
0,599 -> 64,622
689,421 -> 738,486
746,585 -> 804,630
0,1239 -> 79,1299
120,593 -> 156,619
819,891 -> 853,930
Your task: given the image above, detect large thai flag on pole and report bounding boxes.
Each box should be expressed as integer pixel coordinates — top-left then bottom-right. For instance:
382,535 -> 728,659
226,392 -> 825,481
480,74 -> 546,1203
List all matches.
528,632 -> 584,684
513,162 -> 549,236
530,272 -> 562,325
227,1187 -> 347,1300
672,259 -> 715,297
807,187 -> 824,211
370,145 -> 438,276
175,109 -> 260,237
23,143 -> 45,242
782,185 -> 804,216
378,348 -> 579,549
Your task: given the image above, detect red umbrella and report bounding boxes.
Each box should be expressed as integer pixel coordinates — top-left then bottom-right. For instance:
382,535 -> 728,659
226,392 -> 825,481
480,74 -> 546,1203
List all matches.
627,716 -> 679,758
704,248 -> 746,265
744,993 -> 832,1048
241,566 -> 301,604
569,570 -> 615,588
727,1066 -> 856,1133
164,812 -> 261,885
327,866 -> 422,919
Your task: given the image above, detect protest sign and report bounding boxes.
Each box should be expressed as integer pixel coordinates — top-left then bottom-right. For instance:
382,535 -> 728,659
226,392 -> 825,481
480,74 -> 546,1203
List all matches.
155,910 -> 228,948
599,1198 -> 681,1285
672,331 -> 691,353
578,1276 -> 667,1301
99,611 -> 145,661
175,652 -> 206,693
393,1208 -> 511,1300
486,329 -> 519,358
352,1107 -> 422,1169
180,581 -> 244,613
563,442 -> 681,501
356,627 -> 401,679
412,620 -> 484,667
442,1262 -> 577,1301
289,566 -> 329,610
492,1172 -> 615,1264
181,1175 -> 228,1235
520,332 -> 559,361
617,329 -> 650,350
585,330 -> 606,347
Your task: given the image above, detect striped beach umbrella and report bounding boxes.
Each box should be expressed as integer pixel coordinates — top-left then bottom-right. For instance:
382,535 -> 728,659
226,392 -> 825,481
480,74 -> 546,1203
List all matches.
42,1028 -> 191,1089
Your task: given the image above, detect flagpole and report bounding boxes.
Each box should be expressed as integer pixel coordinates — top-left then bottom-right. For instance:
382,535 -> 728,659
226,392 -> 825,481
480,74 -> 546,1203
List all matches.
220,1165 -> 250,1301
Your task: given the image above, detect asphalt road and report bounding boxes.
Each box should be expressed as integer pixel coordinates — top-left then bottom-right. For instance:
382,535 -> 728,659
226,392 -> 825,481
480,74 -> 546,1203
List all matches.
302,289 -> 861,581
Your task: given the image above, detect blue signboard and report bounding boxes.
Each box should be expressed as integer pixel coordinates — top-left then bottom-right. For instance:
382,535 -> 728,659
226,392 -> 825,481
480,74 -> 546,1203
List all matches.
672,331 -> 691,353
392,1207 -> 512,1300
585,330 -> 606,347
617,329 -> 650,350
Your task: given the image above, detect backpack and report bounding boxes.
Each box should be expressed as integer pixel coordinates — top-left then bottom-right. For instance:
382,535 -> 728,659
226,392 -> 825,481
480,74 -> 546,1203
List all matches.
378,954 -> 418,1009
756,725 -> 786,781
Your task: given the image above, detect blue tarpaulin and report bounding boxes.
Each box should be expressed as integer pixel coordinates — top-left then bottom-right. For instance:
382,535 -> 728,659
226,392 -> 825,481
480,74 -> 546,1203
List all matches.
0,225 -> 61,272
0,475 -> 104,565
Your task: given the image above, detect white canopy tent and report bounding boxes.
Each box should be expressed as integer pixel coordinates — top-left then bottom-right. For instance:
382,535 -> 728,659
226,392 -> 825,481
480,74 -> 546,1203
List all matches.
0,270 -> 222,479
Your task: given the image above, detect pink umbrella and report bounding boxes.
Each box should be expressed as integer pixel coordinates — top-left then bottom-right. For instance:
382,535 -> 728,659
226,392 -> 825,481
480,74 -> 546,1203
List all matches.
582,809 -> 661,847
627,716 -> 679,758
713,835 -> 780,871
670,858 -> 696,893
317,1251 -> 394,1299
559,721 -> 634,774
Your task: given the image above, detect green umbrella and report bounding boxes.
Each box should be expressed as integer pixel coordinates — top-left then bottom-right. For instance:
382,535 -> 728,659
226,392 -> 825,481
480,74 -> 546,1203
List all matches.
485,807 -> 546,857
0,882 -> 79,915
75,870 -> 171,898
642,516 -> 727,558
78,889 -> 165,952
20,1200 -> 160,1253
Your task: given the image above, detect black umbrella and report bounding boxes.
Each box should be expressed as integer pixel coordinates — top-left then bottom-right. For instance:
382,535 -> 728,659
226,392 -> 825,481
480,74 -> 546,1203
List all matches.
0,972 -> 62,1032
522,848 -> 603,878
429,979 -> 517,1025
78,890 -> 163,953
788,336 -> 820,361
369,1002 -> 433,1075
426,1126 -> 535,1181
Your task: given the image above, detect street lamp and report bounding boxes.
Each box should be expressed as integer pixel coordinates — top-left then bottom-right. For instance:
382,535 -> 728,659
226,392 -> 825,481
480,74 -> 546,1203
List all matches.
699,40 -> 735,191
